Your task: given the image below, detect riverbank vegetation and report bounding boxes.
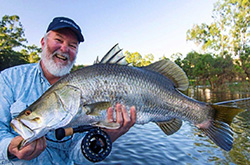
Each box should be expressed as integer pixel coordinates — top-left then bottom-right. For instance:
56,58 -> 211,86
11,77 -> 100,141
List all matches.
126,0 -> 250,90
0,0 -> 249,90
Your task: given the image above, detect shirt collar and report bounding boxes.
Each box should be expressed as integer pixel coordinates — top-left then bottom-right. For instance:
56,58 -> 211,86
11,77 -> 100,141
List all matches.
37,60 -> 51,86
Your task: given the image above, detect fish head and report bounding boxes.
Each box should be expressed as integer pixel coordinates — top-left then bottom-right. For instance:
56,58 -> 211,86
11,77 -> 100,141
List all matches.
10,107 -> 51,146
10,99 -> 69,145
10,85 -> 82,146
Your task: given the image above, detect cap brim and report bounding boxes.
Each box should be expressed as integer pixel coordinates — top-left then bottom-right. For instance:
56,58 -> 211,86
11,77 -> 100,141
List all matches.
49,24 -> 84,42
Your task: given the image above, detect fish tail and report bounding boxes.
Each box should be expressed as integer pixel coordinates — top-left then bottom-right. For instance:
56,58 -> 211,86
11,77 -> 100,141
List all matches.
197,105 -> 244,151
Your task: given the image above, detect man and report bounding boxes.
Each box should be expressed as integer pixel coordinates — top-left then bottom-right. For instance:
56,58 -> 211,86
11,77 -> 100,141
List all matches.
0,17 -> 136,164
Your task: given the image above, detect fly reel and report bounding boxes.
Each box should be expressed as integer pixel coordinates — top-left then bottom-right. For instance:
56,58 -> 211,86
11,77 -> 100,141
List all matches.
81,128 -> 112,162
55,126 -> 112,162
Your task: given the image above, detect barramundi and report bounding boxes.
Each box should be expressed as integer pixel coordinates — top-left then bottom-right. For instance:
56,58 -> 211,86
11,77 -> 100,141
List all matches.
11,44 -> 244,151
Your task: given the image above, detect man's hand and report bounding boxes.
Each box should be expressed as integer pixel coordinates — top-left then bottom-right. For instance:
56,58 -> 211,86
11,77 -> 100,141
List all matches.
8,136 -> 46,160
104,104 -> 136,142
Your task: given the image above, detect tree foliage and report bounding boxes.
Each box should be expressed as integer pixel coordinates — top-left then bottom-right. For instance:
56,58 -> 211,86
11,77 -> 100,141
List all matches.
0,15 -> 27,50
235,45 -> 250,78
187,0 -> 250,57
125,51 -> 154,67
176,51 -> 237,89
71,64 -> 85,72
0,15 -> 41,71
185,0 -> 249,89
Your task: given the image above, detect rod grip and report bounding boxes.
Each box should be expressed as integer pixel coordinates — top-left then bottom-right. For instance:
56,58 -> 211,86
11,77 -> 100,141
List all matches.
64,127 -> 74,137
55,127 -> 73,140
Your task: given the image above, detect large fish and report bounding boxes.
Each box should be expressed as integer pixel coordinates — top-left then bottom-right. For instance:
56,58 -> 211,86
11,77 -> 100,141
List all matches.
11,44 -> 243,151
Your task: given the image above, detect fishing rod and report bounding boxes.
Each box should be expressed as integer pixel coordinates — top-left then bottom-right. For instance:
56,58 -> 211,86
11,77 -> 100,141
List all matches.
215,97 -> 250,105
54,126 -> 112,162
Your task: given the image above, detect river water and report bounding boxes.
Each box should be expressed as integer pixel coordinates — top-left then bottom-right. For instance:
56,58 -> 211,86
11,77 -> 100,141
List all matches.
92,86 -> 250,165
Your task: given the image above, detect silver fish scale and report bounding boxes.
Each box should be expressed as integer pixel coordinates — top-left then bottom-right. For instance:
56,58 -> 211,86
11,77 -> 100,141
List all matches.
64,63 -> 210,124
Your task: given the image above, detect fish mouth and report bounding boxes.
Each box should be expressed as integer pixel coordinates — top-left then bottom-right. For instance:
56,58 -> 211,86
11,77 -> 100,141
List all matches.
10,118 -> 35,141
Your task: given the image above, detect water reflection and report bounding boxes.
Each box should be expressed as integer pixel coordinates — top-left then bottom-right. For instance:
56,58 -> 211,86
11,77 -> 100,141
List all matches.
93,86 -> 250,165
185,86 -> 250,103
185,86 -> 250,165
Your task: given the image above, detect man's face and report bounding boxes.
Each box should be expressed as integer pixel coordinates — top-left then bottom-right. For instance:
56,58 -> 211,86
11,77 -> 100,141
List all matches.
41,28 -> 79,77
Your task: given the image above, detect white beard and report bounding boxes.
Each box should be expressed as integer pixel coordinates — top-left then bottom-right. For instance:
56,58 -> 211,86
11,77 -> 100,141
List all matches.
41,45 -> 76,77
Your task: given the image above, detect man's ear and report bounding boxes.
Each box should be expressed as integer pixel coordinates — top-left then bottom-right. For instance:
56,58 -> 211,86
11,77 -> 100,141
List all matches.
41,37 -> 45,50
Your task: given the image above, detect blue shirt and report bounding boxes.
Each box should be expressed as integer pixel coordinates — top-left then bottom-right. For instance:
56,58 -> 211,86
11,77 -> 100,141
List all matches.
0,62 -> 88,164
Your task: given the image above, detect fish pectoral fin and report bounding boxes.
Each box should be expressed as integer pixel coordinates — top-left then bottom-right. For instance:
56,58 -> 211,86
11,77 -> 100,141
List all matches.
155,118 -> 182,135
84,102 -> 112,116
92,120 -> 120,129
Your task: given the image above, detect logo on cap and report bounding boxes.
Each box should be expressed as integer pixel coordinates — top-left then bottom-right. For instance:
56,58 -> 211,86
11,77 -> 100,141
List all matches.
59,19 -> 79,30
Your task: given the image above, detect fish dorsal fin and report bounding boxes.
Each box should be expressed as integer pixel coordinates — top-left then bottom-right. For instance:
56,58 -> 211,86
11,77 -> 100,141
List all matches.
144,59 -> 189,91
96,43 -> 129,65
155,118 -> 182,135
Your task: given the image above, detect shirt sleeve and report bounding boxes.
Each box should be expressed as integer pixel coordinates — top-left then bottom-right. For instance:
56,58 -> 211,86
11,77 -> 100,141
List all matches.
0,71 -> 16,162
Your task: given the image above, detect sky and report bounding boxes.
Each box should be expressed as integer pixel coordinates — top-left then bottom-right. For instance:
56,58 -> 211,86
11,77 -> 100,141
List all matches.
0,0 -> 218,65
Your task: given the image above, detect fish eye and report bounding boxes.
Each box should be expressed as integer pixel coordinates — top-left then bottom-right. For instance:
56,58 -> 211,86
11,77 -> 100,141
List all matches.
25,110 -> 32,116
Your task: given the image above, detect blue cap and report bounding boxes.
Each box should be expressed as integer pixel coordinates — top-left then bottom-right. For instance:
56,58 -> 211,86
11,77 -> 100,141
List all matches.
46,17 -> 84,42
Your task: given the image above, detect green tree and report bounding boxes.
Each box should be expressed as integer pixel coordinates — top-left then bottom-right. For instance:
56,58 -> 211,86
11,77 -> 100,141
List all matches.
186,23 -> 227,54
0,49 -> 27,71
180,52 -> 213,87
0,15 -> 41,71
0,15 -> 27,70
181,51 -> 200,80
21,45 -> 41,63
125,51 -> 154,67
178,51 -> 236,89
71,64 -> 85,72
213,0 -> 250,57
0,15 -> 27,50
186,0 -> 250,58
235,45 -> 250,79
194,54 -> 213,87
185,0 -> 249,88
212,54 -> 236,88
171,52 -> 183,67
